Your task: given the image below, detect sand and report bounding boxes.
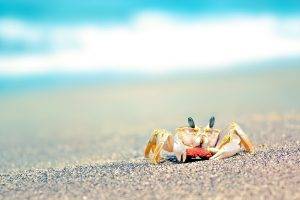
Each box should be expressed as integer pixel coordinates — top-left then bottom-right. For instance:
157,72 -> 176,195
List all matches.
1,131 -> 299,199
0,67 -> 300,199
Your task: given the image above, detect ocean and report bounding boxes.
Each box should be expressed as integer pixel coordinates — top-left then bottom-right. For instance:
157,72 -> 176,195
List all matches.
0,0 -> 300,76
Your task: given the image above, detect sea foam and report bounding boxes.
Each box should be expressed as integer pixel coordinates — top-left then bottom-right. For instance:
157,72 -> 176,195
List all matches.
0,13 -> 300,75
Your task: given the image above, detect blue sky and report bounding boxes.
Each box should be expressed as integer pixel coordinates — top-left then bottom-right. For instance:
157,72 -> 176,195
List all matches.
0,0 -> 300,75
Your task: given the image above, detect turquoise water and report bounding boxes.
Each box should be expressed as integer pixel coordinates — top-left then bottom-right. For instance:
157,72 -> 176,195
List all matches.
0,72 -> 142,94
0,1 -> 299,57
1,0 -> 299,53
0,58 -> 299,94
1,0 -> 299,22
0,1 -> 299,82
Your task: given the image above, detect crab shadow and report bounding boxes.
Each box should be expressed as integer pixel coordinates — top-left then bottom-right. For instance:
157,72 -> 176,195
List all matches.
165,155 -> 209,164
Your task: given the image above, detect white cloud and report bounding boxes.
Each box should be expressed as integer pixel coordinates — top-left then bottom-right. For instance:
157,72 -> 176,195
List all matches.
0,13 -> 300,75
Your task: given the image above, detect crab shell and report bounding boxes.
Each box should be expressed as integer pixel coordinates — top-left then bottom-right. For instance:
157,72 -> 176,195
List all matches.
175,126 -> 203,148
175,125 -> 220,148
201,127 -> 220,149
173,126 -> 218,162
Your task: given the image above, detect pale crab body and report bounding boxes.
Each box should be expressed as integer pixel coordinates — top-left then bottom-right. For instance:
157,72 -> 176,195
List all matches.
144,117 -> 254,164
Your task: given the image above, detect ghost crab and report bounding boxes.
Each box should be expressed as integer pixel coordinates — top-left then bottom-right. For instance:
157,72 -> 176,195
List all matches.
144,117 -> 254,164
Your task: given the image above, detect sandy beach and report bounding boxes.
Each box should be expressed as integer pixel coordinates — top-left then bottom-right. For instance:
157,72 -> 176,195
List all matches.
1,141 -> 299,199
0,67 -> 300,199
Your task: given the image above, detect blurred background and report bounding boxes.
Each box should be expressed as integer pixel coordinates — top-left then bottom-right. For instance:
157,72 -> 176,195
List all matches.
0,0 -> 300,172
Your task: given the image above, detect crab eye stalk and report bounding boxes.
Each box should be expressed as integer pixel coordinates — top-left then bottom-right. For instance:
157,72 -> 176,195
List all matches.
188,117 -> 195,128
209,116 -> 215,128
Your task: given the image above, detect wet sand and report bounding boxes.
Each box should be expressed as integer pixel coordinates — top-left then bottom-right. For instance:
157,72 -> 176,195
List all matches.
0,67 -> 300,199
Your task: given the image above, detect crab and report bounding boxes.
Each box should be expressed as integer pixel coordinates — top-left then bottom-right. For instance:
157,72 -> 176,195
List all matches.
144,117 -> 254,164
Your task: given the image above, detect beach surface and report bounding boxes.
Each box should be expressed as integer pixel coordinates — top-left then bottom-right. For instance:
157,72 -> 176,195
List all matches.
0,67 -> 300,199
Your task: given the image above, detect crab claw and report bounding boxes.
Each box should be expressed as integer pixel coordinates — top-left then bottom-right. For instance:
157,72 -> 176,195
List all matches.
173,134 -> 187,162
210,134 -> 241,160
210,122 -> 254,160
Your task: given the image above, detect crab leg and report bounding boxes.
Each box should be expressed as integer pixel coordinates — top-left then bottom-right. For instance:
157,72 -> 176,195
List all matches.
231,122 -> 254,152
144,129 -> 173,164
210,133 -> 241,160
144,132 -> 157,158
152,142 -> 164,164
210,122 -> 254,160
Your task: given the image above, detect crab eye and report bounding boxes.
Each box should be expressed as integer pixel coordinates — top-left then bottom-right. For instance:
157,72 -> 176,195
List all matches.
209,116 -> 215,128
188,117 -> 195,128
